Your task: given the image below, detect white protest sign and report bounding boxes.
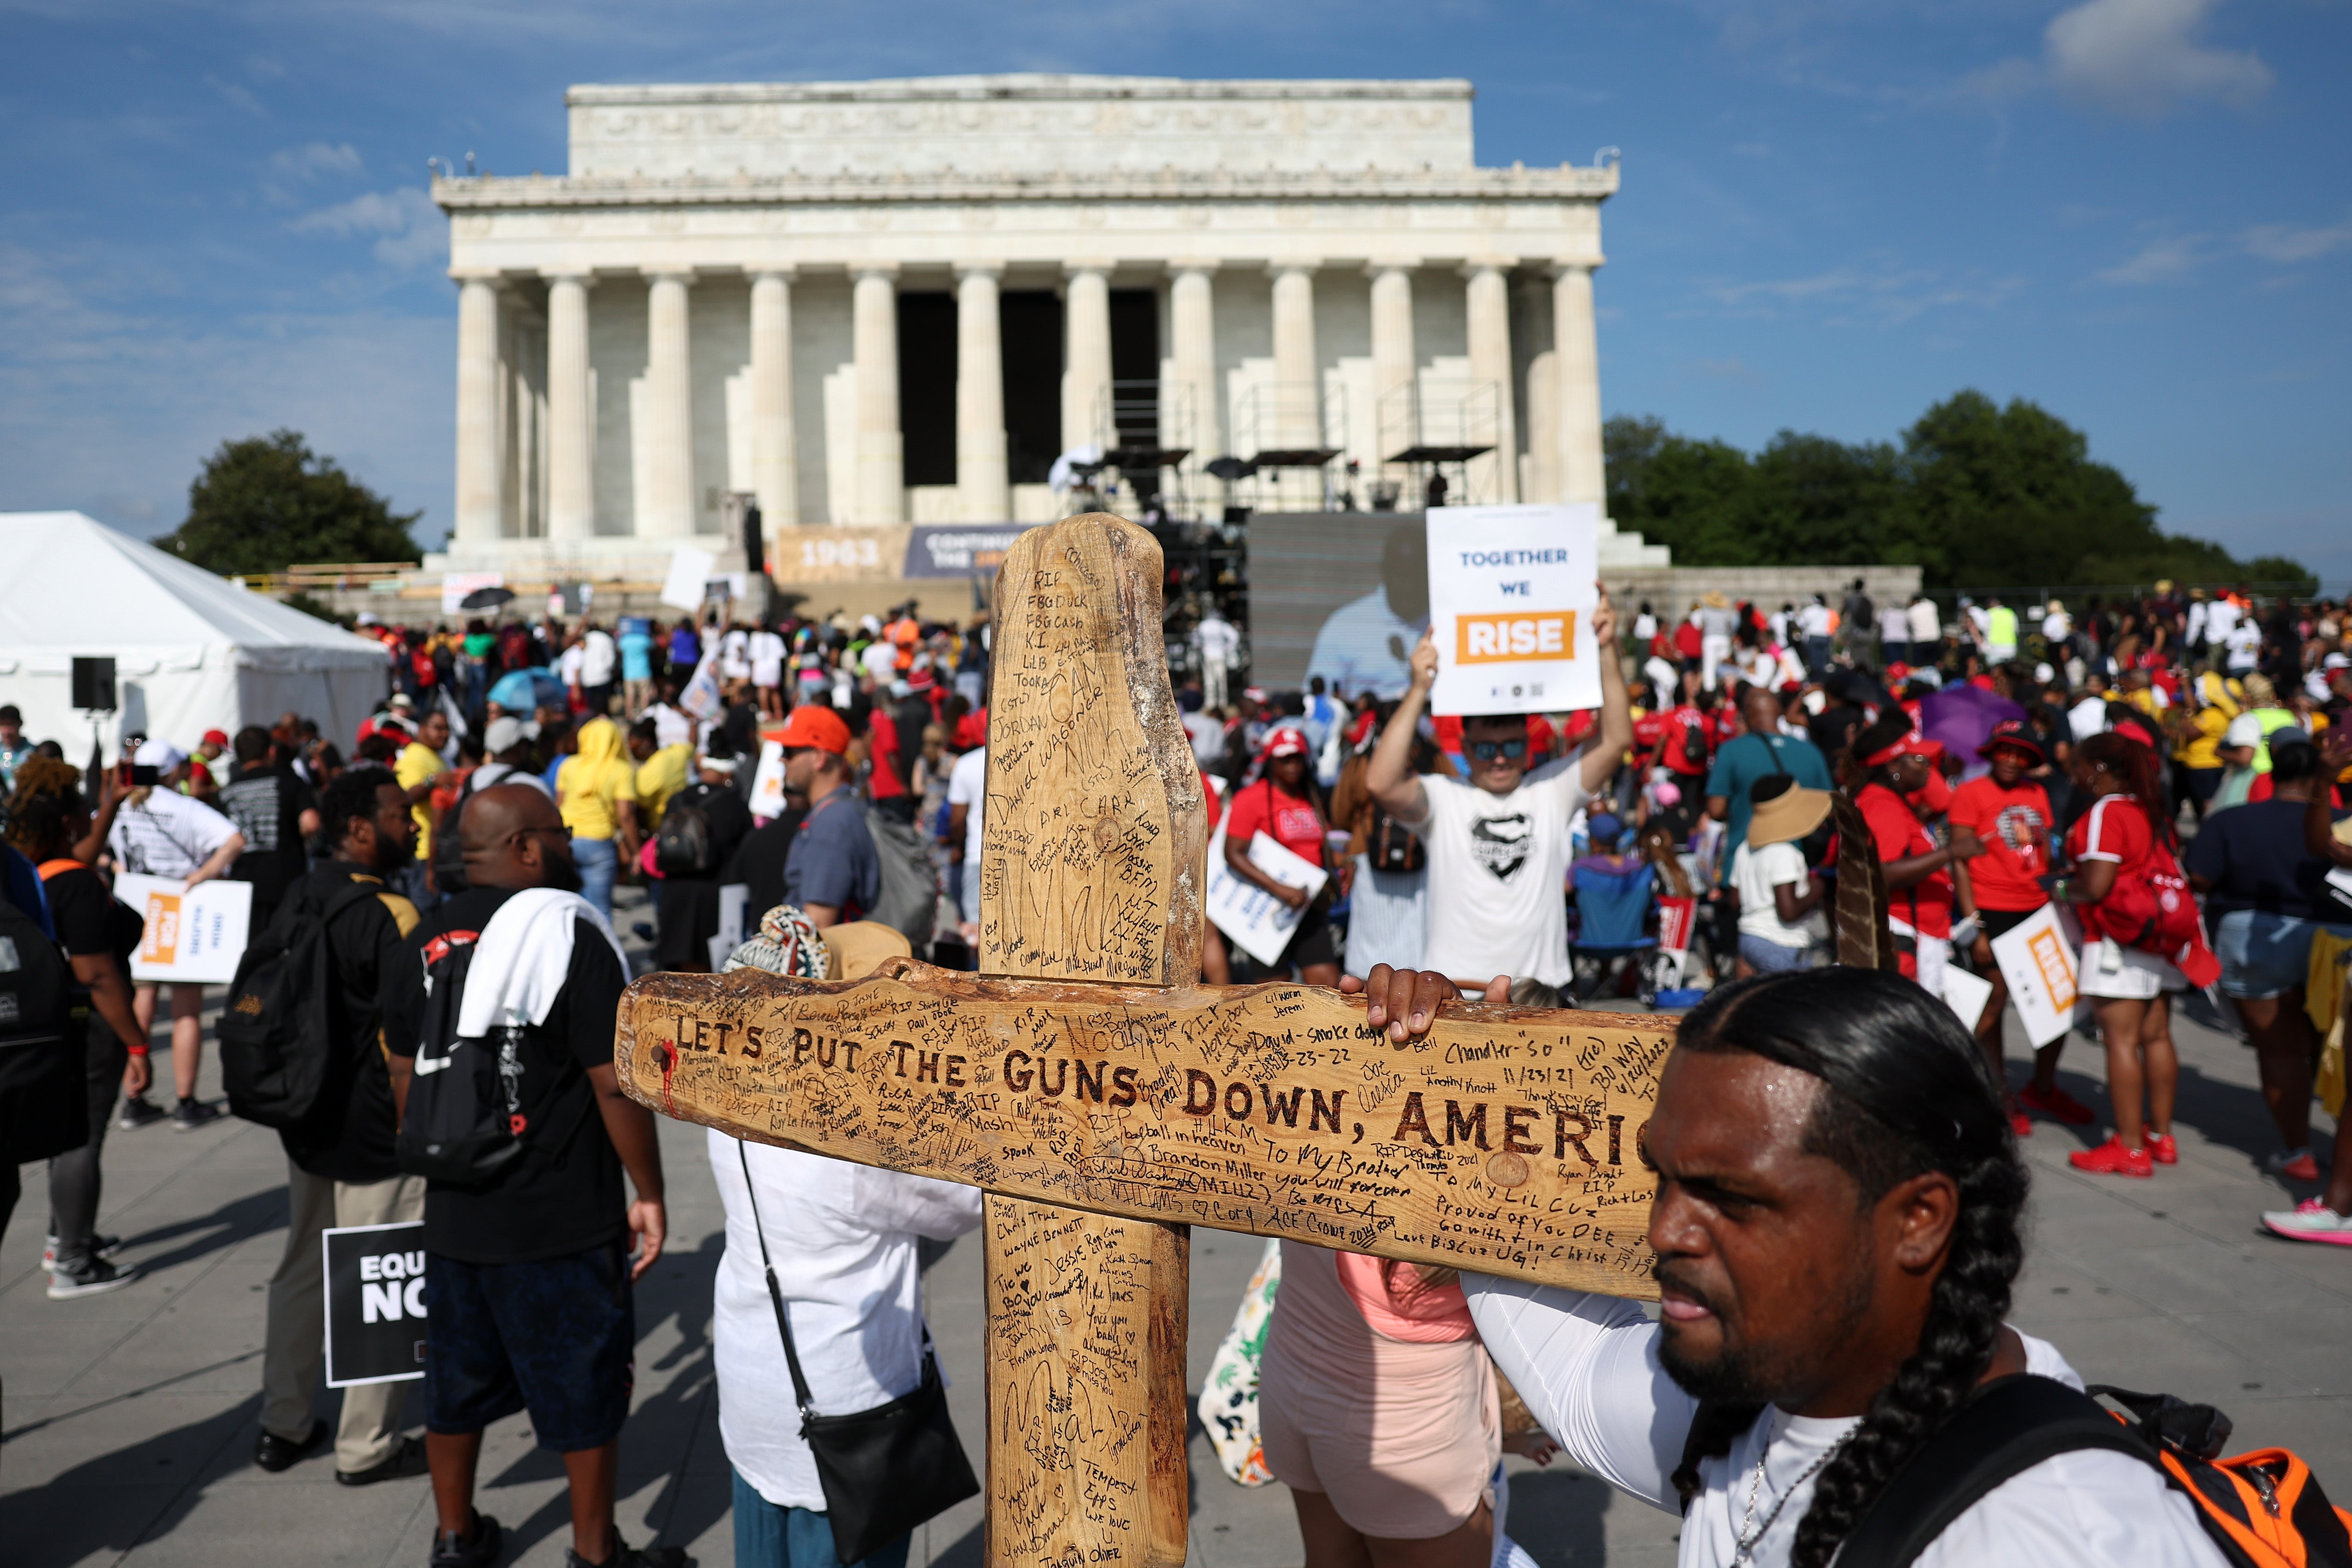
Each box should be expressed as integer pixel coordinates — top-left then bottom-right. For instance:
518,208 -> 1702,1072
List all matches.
440,571 -> 504,616
746,740 -> 788,819
1426,502 -> 1602,718
1940,965 -> 1994,1035
1989,902 -> 2083,1047
1205,828 -> 1330,968
677,651 -> 725,722
708,883 -> 750,972
660,547 -> 718,612
118,873 -> 251,985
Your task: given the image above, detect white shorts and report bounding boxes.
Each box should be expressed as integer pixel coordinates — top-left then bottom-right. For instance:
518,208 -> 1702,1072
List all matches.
2078,936 -> 2186,1001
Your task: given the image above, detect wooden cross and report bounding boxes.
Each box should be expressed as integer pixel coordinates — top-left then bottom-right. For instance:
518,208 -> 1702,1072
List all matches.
618,514 -> 1671,1567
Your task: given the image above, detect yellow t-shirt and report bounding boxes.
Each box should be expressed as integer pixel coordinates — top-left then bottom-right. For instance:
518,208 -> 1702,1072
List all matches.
557,717 -> 640,840
395,742 -> 446,860
2177,706 -> 2230,770
634,743 -> 694,831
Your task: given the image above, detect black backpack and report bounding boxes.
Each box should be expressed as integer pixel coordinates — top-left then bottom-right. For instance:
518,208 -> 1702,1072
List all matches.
394,927 -> 588,1186
0,885 -> 86,1166
654,797 -> 716,877
219,878 -> 383,1128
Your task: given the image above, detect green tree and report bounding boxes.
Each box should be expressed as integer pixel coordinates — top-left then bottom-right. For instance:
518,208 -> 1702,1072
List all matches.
157,430 -> 421,576
1602,393 -> 2311,591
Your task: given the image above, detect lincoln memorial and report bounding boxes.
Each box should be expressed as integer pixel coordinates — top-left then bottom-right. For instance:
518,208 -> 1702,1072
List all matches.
428,74 -> 1669,578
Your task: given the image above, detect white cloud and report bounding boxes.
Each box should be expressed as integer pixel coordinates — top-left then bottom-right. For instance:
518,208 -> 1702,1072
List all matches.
2241,219 -> 2352,265
271,141 -> 363,180
2097,233 -> 2210,284
291,187 -> 445,269
2041,0 -> 2270,117
1704,260 -> 2026,324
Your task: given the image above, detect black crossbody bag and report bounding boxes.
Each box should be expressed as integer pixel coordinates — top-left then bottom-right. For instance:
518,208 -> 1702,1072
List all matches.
736,1143 -> 979,1563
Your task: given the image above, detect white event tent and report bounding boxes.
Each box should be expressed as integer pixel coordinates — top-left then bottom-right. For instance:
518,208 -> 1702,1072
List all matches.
0,511 -> 393,762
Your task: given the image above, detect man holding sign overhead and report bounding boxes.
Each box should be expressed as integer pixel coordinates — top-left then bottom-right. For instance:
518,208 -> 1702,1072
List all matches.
1368,504 -> 1631,1005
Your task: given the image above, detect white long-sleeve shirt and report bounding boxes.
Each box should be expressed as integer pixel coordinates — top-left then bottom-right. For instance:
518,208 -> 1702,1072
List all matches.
708,1130 -> 984,1512
1462,1275 -> 2227,1568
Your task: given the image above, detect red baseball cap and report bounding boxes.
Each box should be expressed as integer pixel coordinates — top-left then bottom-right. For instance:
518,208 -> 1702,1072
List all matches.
1265,728 -> 1309,759
201,729 -> 228,748
779,703 -> 852,756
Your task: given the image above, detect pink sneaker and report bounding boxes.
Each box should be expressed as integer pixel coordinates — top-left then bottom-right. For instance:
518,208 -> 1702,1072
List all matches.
2263,1200 -> 2352,1247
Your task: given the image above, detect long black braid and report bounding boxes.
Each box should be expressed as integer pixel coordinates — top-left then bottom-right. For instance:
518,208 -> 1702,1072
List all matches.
1664,968 -> 2030,1564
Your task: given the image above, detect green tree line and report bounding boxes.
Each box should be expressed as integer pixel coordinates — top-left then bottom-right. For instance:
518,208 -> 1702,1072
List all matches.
1604,391 -> 2312,593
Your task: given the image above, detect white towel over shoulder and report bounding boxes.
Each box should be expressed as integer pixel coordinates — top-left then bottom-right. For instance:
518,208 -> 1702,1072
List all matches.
456,887 -> 628,1036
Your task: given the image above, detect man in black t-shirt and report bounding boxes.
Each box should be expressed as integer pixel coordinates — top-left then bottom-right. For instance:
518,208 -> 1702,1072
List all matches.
255,766 -> 429,1485
218,726 -> 321,929
383,785 -> 679,1568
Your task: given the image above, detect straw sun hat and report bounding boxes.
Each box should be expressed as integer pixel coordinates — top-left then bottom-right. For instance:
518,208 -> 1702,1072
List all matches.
1747,782 -> 1834,850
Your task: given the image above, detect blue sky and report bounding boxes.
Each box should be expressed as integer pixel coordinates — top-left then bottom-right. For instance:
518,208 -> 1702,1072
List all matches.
3,0 -> 2346,587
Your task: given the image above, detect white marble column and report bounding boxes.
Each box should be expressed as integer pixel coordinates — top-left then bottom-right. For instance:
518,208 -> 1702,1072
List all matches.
452,273 -> 503,546
1168,261 -> 1219,464
1368,263 -> 1416,461
1553,259 -> 1606,510
641,268 -> 697,538
1464,260 -> 1520,503
1063,262 -> 1113,454
955,264 -> 1010,521
1270,262 -> 1321,449
1518,274 -> 1558,503
852,265 -> 903,525
749,269 -> 798,529
543,272 -> 594,540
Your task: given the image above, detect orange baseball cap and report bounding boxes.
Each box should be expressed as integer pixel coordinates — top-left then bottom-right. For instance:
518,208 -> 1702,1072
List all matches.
779,703 -> 852,755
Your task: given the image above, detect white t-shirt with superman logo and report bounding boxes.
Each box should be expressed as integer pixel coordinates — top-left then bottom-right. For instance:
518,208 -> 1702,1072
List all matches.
1417,758 -> 1589,988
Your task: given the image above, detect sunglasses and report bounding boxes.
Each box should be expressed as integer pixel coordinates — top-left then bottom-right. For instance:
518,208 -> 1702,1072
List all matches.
1467,738 -> 1528,762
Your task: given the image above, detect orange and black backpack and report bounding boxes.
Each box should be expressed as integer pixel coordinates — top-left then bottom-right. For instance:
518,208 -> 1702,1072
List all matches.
1843,1375 -> 2352,1567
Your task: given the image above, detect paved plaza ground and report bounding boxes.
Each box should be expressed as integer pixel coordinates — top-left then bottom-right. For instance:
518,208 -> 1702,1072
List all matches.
5,909 -> 2347,1567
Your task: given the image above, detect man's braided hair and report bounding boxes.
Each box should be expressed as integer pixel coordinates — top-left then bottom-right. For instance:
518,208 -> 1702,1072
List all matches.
1664,968 -> 2029,1568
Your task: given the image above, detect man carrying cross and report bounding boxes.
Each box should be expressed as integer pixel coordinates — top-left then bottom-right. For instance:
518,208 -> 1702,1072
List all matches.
609,515 -> 2244,1568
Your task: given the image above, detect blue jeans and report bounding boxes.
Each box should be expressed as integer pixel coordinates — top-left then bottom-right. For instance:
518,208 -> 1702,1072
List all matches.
2215,908 -> 2352,1000
573,834 -> 618,919
733,1469 -> 910,1568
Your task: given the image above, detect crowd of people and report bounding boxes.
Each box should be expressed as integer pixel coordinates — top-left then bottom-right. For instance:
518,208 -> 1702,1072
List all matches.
1,570 -> 2348,1568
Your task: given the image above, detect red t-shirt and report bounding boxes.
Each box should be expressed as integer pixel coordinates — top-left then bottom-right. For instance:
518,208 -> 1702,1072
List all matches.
1660,705 -> 1709,776
1225,777 -> 1325,869
2065,792 -> 2156,944
1858,781 -> 1952,938
1674,622 -> 1704,660
1200,769 -> 1224,832
1947,776 -> 2052,913
865,709 -> 906,800
1632,711 -> 1665,765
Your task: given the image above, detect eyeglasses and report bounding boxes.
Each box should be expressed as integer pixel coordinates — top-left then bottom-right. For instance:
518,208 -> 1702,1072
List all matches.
1467,738 -> 1528,762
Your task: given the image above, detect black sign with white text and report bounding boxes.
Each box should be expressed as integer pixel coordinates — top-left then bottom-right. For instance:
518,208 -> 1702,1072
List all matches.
323,1221 -> 428,1388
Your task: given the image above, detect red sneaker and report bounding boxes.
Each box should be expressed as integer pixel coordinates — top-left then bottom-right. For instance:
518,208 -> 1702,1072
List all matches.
2146,1132 -> 2178,1166
2070,1136 -> 2153,1178
2010,1111 -> 2034,1139
2020,1082 -> 2097,1126
2278,1152 -> 2322,1182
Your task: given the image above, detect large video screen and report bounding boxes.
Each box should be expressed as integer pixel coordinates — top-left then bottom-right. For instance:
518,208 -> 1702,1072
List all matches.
1246,511 -> 1430,699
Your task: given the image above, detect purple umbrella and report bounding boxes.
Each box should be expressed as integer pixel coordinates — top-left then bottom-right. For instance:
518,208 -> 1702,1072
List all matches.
1920,683 -> 2026,782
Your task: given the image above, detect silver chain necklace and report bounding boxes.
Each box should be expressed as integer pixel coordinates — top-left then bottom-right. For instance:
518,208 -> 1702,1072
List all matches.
1732,1415 -> 1849,1566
